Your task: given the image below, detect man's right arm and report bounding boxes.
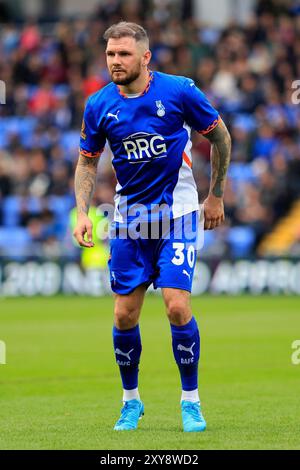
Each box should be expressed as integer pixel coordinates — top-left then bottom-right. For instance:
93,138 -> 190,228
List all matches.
73,153 -> 100,248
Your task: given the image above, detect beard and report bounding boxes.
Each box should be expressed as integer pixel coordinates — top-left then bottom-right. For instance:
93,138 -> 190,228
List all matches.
110,65 -> 142,85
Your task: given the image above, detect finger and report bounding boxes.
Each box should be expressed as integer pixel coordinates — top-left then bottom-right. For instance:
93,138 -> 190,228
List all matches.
215,214 -> 225,226
218,215 -> 225,226
81,231 -> 94,247
86,223 -> 94,245
80,239 -> 94,248
204,218 -> 212,230
212,218 -> 221,229
208,219 -> 217,230
209,218 -> 221,230
73,230 -> 93,248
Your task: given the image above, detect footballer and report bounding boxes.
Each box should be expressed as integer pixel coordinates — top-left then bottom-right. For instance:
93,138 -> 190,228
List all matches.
73,22 -> 231,432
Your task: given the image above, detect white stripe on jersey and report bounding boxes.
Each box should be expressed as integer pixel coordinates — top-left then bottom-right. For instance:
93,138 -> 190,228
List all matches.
171,123 -> 199,218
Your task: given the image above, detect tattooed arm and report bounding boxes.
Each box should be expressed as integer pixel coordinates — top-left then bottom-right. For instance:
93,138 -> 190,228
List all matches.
203,119 -> 231,230
73,153 -> 100,247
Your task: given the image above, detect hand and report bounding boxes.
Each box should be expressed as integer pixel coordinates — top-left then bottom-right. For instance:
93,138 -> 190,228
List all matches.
203,193 -> 225,230
73,213 -> 94,248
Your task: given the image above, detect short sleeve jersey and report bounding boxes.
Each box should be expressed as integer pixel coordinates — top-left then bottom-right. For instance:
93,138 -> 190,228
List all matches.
79,71 -> 220,223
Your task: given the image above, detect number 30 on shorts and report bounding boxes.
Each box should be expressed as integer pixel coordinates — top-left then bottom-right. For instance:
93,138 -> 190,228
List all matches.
171,243 -> 195,268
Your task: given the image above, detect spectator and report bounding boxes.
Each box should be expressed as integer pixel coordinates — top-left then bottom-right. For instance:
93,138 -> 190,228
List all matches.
0,0 -> 300,259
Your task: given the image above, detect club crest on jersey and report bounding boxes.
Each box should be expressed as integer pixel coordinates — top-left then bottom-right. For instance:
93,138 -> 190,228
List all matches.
156,100 -> 165,117
122,132 -> 167,162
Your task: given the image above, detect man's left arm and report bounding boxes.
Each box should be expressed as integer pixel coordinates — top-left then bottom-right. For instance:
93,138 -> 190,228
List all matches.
203,119 -> 231,230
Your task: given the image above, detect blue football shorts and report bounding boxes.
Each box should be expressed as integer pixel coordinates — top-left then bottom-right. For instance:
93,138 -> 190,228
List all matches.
108,211 -> 199,295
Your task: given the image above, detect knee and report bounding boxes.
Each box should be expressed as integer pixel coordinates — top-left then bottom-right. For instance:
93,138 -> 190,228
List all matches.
114,305 -> 139,330
166,299 -> 191,326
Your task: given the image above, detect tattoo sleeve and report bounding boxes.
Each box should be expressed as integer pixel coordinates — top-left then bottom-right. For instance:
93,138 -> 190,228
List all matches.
204,119 -> 231,198
74,153 -> 100,215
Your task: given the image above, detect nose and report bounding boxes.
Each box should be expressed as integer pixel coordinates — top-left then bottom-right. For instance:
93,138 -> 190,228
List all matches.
112,54 -> 122,65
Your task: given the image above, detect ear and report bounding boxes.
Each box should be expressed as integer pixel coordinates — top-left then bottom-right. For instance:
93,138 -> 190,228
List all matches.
143,50 -> 152,67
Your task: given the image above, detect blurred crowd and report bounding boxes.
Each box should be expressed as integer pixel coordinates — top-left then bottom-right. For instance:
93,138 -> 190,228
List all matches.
0,0 -> 300,260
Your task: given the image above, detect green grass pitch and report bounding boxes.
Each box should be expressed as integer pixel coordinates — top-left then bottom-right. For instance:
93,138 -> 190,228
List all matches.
0,295 -> 299,450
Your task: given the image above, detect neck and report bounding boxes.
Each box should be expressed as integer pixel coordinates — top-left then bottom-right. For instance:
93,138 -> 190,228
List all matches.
118,68 -> 150,96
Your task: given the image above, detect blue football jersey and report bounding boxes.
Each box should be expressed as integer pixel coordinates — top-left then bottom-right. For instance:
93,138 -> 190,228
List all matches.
79,71 -> 220,223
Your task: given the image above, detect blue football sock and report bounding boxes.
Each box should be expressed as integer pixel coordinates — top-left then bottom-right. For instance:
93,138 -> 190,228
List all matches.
170,316 -> 200,391
113,324 -> 142,391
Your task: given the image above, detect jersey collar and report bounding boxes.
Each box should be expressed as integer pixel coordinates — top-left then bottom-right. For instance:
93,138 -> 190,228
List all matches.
117,70 -> 154,99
